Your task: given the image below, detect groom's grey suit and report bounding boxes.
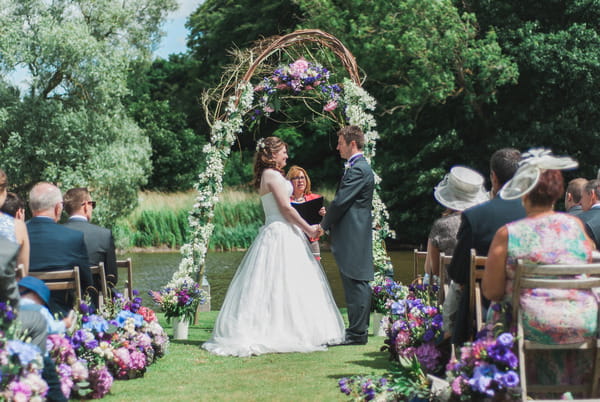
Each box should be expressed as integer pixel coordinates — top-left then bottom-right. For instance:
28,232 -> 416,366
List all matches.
321,154 -> 374,343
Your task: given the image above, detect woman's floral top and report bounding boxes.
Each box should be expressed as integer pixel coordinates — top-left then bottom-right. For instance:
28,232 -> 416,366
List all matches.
0,212 -> 16,243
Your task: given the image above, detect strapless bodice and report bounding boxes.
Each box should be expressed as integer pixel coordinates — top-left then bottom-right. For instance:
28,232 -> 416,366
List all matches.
261,180 -> 293,225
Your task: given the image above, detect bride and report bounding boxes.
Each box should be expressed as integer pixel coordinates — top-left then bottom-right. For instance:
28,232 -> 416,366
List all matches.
202,136 -> 345,356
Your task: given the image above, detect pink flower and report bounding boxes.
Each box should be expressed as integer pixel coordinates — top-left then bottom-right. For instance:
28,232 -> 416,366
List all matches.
324,100 -> 338,111
130,350 -> 146,371
137,306 -> 157,323
451,376 -> 465,395
89,365 -> 113,399
263,106 -> 274,113
9,380 -> 33,401
290,58 -> 309,77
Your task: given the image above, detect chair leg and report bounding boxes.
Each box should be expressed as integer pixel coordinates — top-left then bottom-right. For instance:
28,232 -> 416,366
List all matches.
591,341 -> 600,397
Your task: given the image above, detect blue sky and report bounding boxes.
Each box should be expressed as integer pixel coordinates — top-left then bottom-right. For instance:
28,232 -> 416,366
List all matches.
154,0 -> 205,59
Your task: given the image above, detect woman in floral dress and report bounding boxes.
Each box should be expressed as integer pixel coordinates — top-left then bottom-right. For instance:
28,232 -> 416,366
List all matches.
483,151 -> 596,392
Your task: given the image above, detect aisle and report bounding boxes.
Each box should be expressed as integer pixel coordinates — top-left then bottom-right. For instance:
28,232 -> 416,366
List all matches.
102,311 -> 389,401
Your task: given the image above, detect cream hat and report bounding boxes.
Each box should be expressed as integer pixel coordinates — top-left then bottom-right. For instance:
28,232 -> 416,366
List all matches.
434,166 -> 488,211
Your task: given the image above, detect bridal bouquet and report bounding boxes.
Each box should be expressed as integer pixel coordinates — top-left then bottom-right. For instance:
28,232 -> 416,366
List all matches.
149,276 -> 207,324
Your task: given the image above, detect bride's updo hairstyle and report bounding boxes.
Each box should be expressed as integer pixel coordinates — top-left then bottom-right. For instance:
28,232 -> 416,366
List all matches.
253,136 -> 288,189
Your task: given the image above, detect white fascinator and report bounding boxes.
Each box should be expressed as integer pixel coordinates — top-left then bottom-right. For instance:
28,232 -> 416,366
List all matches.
499,148 -> 578,200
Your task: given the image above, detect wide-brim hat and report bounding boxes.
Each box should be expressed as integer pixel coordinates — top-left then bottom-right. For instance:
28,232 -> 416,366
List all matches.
499,148 -> 578,200
18,276 -> 50,306
434,166 -> 488,211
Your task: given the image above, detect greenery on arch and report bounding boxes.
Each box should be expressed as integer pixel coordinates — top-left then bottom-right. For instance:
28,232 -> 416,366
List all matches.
169,41 -> 395,288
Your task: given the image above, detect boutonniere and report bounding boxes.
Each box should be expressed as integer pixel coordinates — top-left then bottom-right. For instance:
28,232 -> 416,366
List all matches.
344,161 -> 351,170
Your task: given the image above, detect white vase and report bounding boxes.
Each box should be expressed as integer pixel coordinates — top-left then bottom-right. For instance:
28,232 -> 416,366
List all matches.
372,312 -> 387,336
172,317 -> 189,340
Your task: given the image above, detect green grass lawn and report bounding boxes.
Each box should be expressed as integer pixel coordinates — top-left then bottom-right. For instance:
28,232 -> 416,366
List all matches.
102,311 -> 390,401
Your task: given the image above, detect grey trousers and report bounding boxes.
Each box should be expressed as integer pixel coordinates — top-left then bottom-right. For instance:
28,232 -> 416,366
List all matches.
341,273 -> 371,341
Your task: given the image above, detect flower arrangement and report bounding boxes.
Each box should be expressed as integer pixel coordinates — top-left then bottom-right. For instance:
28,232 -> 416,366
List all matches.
383,283 -> 444,374
252,58 -> 343,119
446,331 -> 520,400
371,277 -> 407,314
0,303 -> 48,401
149,276 -> 207,324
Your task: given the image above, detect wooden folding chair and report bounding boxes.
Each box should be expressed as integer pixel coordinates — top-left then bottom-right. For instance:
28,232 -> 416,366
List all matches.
89,262 -> 108,308
469,248 -> 487,336
512,260 -> 600,399
29,266 -> 82,307
413,248 -> 427,281
438,252 -> 452,305
116,258 -> 133,300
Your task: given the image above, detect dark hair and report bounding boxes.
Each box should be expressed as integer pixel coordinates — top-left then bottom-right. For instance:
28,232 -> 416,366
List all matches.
0,192 -> 24,217
286,166 -> 312,195
490,148 -> 521,186
585,179 -> 600,199
566,178 -> 588,203
338,126 -> 365,150
528,170 -> 564,207
63,187 -> 90,215
253,137 -> 287,189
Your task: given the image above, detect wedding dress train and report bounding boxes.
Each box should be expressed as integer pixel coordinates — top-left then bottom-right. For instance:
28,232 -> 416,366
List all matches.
202,177 -> 345,357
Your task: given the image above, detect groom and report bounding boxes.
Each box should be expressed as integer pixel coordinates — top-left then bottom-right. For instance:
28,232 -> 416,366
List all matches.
321,125 -> 374,345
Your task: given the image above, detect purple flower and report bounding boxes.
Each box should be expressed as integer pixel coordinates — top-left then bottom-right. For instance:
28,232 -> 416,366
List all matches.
391,301 -> 406,315
500,370 -> 520,388
423,328 -> 435,342
469,363 -> 498,396
338,378 -> 351,395
414,342 -> 441,373
89,365 -> 114,399
497,333 -> 514,348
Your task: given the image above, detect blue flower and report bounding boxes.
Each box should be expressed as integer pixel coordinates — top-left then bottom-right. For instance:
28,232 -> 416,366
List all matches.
497,333 -> 514,347
82,314 -> 109,333
469,363 -> 498,396
7,340 -> 41,366
115,310 -> 144,328
391,301 -> 406,315
500,370 -> 520,388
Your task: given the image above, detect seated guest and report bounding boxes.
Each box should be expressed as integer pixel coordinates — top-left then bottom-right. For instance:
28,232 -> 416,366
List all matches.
578,179 -> 600,249
27,182 -> 93,315
424,166 -> 488,337
564,177 -> 587,216
0,169 -> 30,276
63,187 -> 118,296
1,191 -> 26,220
19,276 -> 74,334
446,148 -> 525,345
483,150 -> 594,392
286,166 -> 325,260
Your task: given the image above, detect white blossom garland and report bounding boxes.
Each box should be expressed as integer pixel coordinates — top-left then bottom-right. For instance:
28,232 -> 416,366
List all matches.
170,75 -> 395,287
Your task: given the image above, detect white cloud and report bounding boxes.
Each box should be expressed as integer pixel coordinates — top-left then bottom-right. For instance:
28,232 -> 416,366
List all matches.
169,0 -> 204,20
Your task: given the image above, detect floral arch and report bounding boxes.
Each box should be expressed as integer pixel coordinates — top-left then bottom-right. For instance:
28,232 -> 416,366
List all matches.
169,29 -> 395,290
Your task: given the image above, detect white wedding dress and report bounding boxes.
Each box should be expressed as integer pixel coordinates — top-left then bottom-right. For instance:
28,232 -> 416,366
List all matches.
202,178 -> 345,357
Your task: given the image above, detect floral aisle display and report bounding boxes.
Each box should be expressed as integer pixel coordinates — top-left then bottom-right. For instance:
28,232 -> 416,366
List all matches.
43,291 -> 169,399
171,30 -> 395,300
446,330 -> 520,400
0,302 -> 48,401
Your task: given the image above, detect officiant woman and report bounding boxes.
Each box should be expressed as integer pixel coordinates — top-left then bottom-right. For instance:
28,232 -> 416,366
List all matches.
287,165 -> 325,260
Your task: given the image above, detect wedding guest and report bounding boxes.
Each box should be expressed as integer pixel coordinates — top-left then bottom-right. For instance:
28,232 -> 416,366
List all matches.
27,182 -> 93,315
564,178 -> 587,216
0,169 -> 30,276
321,126 -> 375,346
202,137 -> 344,357
63,187 -> 118,295
424,166 -> 488,336
286,165 -> 325,260
18,276 -> 74,334
447,148 -> 525,345
483,150 -> 593,394
578,179 -> 600,249
1,191 -> 26,220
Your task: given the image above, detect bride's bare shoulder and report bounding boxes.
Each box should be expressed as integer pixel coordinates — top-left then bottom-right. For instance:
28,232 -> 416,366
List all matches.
259,169 -> 284,195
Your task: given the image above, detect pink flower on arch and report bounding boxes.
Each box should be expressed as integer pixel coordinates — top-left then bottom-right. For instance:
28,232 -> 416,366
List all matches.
290,58 -> 309,77
324,100 -> 338,111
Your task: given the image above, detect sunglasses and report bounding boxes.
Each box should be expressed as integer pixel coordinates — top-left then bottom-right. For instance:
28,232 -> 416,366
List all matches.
82,200 -> 97,209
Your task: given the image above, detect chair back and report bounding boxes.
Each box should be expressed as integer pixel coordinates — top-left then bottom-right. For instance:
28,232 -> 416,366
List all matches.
469,249 -> 487,335
413,249 -> 427,281
29,266 -> 82,306
89,262 -> 108,308
116,258 -> 133,300
438,252 -> 452,304
512,259 -> 600,398
15,264 -> 24,280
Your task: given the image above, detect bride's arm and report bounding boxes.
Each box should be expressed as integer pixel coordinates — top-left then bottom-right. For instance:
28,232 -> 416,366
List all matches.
262,169 -> 319,237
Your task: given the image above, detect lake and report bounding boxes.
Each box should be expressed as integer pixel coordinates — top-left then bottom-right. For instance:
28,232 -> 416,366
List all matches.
118,250 -> 415,311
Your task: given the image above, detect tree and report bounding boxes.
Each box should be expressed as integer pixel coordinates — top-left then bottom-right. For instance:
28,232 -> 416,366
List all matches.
0,0 -> 177,225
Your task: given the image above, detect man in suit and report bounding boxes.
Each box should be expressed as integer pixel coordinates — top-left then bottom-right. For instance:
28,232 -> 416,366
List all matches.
27,182 -> 93,315
564,177 -> 587,216
63,187 -> 118,296
320,125 -> 375,345
447,148 -> 525,345
578,179 -> 600,249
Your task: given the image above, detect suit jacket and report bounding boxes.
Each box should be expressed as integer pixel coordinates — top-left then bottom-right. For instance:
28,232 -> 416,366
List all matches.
27,216 -> 92,314
567,205 -> 583,217
0,237 -> 20,308
578,208 -> 600,249
321,156 -> 375,281
63,217 -> 118,287
447,196 -> 526,344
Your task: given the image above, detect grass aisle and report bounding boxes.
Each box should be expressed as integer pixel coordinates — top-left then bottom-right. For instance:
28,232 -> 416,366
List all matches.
103,311 -> 390,401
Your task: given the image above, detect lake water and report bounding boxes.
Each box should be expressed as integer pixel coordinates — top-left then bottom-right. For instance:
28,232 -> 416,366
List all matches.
118,250 -> 414,311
